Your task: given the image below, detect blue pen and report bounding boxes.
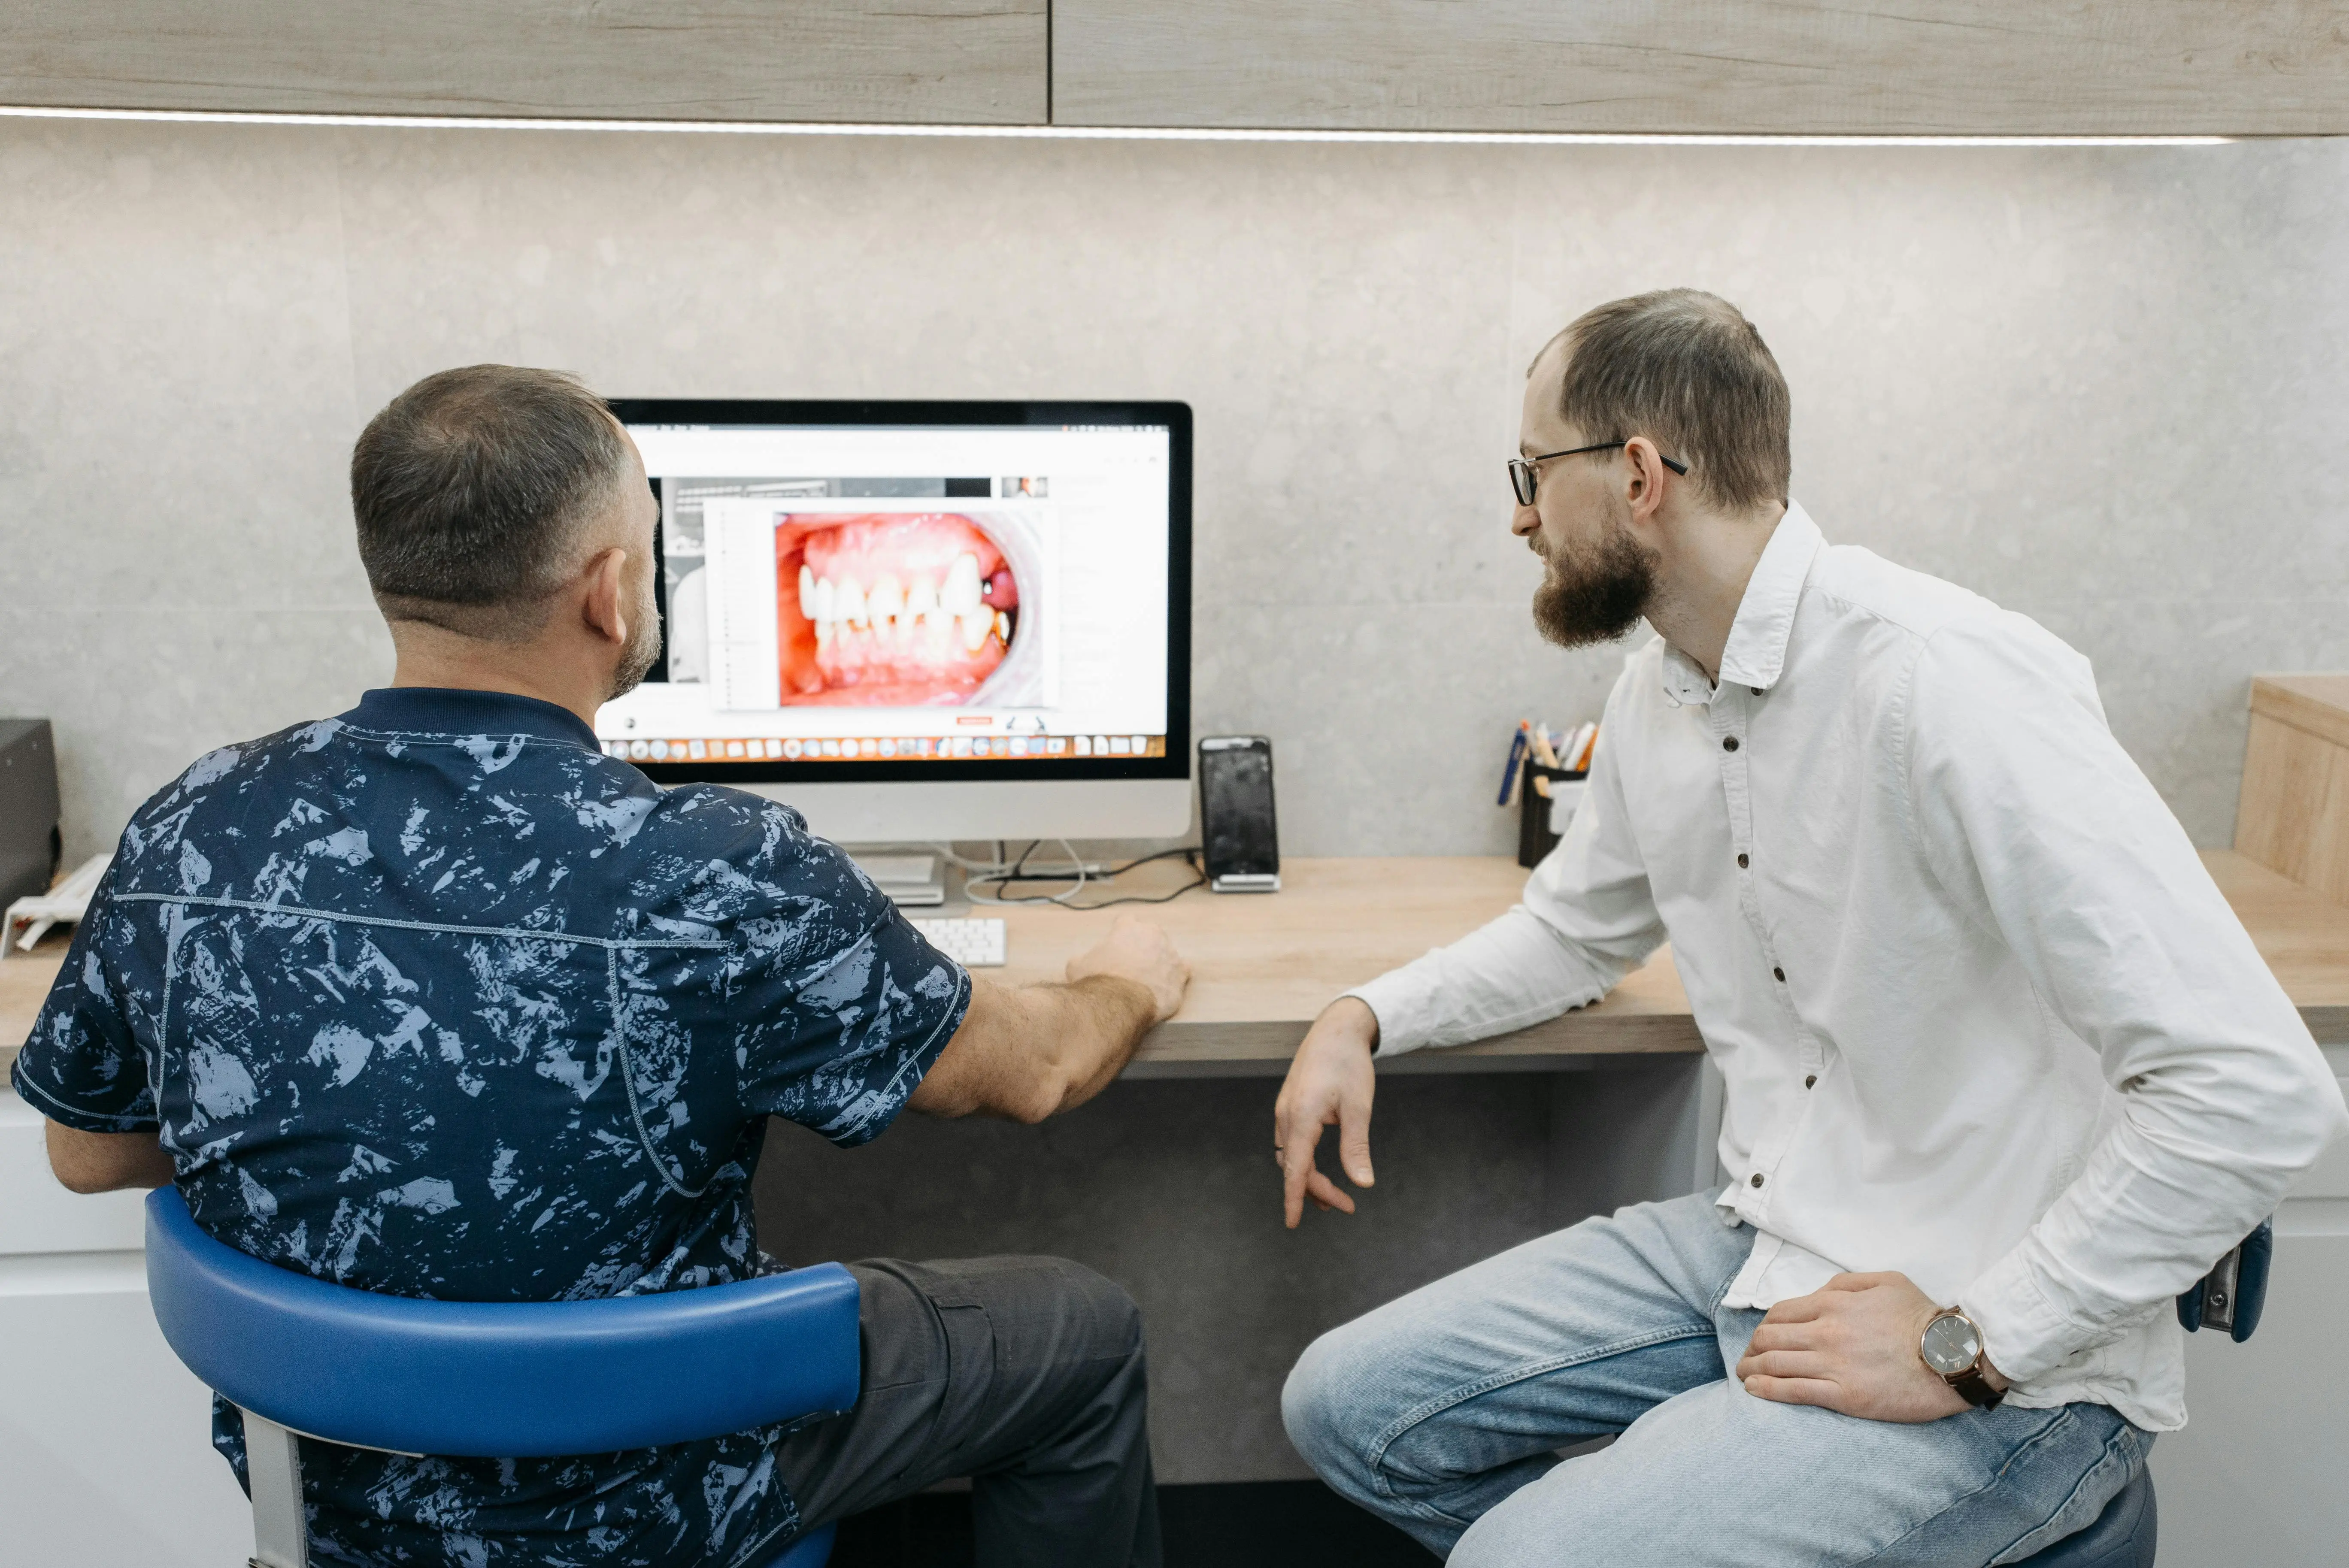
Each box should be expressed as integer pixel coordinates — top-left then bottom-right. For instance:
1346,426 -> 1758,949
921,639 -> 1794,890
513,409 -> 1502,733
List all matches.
1497,722 -> 1530,806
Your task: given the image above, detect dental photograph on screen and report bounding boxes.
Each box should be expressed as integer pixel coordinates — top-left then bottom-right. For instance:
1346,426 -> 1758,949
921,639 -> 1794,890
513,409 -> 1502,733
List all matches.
595,407 -> 1186,776
782,510 -> 1037,706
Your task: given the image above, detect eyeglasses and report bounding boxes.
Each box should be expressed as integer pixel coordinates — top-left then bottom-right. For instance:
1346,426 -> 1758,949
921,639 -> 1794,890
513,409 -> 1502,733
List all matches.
1509,442 -> 1688,506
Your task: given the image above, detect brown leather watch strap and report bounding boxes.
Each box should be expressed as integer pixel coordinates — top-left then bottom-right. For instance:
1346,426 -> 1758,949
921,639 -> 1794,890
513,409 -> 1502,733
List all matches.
1947,1364 -> 2005,1410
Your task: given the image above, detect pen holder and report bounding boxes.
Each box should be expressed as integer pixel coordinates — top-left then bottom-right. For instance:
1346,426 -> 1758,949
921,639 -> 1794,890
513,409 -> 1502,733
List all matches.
1517,764 -> 1588,869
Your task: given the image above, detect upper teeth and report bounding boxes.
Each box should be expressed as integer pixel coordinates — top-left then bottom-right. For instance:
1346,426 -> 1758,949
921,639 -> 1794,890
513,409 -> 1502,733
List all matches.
800,552 -> 1006,656
942,554 -> 983,616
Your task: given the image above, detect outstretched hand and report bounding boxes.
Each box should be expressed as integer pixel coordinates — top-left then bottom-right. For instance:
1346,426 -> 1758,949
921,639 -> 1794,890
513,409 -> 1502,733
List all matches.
1735,1271 -> 2006,1423
1272,997 -> 1379,1228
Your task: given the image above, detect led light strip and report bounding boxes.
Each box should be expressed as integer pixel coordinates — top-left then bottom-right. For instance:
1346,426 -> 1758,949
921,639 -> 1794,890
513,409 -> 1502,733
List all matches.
0,103 -> 2231,146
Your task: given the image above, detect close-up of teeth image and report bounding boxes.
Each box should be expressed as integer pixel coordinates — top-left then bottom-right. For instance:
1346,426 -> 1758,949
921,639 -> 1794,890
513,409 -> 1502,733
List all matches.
780,512 -> 1025,705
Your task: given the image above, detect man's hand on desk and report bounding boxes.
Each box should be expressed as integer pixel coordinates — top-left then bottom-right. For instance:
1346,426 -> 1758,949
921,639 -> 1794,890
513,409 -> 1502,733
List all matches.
1064,913 -> 1190,1022
1734,1271 -> 2008,1423
1274,997 -> 1379,1229
911,914 -> 1189,1124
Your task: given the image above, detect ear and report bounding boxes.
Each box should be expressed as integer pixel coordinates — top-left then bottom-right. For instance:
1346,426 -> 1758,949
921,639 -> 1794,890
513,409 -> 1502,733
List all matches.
1621,436 -> 1674,524
578,546 -> 632,648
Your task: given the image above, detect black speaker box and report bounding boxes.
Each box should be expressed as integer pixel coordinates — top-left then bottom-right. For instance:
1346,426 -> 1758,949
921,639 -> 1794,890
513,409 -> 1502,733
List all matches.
0,719 -> 63,905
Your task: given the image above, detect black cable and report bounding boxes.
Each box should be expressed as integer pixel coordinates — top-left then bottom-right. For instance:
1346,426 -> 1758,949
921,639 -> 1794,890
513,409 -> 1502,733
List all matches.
971,843 -> 1207,909
1059,851 -> 1207,909
985,843 -> 1198,885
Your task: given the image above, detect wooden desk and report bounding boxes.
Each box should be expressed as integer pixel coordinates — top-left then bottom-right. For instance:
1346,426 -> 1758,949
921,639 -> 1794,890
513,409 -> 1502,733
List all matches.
1015,852 -> 2349,1061
995,856 -> 1698,1074
6,850 -> 2344,1084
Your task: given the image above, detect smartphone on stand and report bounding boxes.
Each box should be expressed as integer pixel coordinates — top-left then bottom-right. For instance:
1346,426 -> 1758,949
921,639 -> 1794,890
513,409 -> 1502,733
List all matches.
1198,736 -> 1280,893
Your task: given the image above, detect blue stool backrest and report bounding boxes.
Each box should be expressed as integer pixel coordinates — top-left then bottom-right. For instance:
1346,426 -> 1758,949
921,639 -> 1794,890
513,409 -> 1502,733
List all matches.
144,1187 -> 860,1457
2176,1218 -> 2272,1342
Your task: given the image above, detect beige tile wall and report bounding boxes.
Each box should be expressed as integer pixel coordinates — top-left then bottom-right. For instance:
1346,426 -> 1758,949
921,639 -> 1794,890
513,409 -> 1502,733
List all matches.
3,121 -> 2344,863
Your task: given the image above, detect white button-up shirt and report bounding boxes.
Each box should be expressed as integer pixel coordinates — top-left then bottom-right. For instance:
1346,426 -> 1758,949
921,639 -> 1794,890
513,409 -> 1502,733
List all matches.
1350,502 -> 2346,1430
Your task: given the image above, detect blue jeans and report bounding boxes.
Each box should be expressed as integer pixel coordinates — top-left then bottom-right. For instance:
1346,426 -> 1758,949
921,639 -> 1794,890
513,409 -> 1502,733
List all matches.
1282,1191 -> 2150,1566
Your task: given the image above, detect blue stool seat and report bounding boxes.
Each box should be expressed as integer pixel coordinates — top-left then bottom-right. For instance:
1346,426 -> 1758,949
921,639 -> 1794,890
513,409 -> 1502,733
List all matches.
2014,1467 -> 2156,1568
144,1188 -> 859,1568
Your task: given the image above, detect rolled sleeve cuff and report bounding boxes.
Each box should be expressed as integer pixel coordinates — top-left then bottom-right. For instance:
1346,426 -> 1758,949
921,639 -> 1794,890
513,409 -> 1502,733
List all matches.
1353,962 -> 1456,1061
1343,969 -> 1443,1059
1959,1248 -> 2093,1387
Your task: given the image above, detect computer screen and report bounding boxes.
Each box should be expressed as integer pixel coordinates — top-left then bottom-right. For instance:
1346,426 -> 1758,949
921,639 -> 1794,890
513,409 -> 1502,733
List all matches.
597,401 -> 1191,787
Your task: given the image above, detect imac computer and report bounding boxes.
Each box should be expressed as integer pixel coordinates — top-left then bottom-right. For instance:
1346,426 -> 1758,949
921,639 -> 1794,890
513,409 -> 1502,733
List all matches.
596,400 -> 1193,845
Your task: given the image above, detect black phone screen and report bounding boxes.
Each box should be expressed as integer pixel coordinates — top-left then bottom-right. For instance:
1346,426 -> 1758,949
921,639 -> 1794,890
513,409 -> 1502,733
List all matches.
1199,737 -> 1279,879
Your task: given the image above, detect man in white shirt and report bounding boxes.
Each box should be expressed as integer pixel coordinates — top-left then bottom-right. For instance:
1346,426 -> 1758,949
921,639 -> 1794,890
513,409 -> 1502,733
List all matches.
1274,289 -> 2348,1565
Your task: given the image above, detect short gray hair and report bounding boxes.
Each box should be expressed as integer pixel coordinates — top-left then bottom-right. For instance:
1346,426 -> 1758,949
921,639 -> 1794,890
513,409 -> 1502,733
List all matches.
351,365 -> 630,640
1534,290 -> 1791,512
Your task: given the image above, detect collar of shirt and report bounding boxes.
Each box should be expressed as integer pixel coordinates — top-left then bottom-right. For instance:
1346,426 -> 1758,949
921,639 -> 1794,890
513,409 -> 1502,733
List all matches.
341,686 -> 601,751
1656,500 -> 1825,708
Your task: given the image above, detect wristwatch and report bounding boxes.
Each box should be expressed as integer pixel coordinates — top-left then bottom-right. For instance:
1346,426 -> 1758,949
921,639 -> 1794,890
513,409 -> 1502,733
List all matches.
1919,1308 -> 2005,1409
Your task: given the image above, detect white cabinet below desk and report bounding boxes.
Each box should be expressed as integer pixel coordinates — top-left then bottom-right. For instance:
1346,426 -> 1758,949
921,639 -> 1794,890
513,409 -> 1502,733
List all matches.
0,1089 -> 248,1566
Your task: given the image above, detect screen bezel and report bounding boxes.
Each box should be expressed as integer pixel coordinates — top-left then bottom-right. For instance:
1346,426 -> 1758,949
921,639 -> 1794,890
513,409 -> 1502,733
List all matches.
608,398 -> 1192,785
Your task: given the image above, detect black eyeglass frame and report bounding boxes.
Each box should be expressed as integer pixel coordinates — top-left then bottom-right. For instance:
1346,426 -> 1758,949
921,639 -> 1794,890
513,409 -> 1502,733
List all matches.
1509,442 -> 1688,506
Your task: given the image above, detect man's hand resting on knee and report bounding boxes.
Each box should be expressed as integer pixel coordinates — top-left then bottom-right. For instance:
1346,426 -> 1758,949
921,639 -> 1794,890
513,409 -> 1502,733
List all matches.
1273,997 -> 1380,1229
1735,1271 -> 2008,1422
907,914 -> 1189,1123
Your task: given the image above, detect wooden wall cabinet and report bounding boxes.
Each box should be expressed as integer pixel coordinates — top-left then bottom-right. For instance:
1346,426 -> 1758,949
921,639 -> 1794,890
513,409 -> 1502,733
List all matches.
1051,2 -> 2349,137
5,3 -> 2347,135
0,1 -> 1049,125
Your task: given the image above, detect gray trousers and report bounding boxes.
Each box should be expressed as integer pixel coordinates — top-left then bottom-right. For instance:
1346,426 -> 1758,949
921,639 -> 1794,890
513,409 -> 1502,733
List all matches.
773,1255 -> 1161,1568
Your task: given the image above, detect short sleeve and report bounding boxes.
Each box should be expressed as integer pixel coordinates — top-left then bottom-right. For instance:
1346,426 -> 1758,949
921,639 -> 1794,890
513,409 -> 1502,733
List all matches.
9,858 -> 158,1133
727,832 -> 970,1148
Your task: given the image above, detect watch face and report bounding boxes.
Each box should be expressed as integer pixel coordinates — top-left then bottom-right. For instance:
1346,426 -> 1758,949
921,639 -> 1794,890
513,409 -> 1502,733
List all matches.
1920,1313 -> 1982,1377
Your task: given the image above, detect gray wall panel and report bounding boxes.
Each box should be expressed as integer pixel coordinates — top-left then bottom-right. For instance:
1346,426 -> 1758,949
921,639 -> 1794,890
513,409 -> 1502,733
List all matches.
1053,1 -> 2349,136
0,1 -> 1047,124
4,123 -> 2347,868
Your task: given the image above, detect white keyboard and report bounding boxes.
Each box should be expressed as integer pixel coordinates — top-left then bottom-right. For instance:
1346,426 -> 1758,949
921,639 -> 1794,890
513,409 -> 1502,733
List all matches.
910,916 -> 1007,968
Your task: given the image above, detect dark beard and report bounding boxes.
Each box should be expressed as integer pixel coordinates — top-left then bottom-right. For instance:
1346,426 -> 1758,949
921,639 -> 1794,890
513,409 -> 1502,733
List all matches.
1531,522 -> 1658,648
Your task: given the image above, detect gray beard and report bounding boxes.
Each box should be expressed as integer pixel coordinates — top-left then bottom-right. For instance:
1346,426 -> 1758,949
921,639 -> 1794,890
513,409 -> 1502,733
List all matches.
607,588 -> 663,700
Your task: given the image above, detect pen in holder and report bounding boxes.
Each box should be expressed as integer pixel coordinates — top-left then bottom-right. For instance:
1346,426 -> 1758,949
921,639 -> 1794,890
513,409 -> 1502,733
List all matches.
1517,763 -> 1589,869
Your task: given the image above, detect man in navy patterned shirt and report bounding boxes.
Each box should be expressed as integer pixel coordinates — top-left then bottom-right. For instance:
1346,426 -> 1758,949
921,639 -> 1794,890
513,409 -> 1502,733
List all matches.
16,365 -> 1188,1567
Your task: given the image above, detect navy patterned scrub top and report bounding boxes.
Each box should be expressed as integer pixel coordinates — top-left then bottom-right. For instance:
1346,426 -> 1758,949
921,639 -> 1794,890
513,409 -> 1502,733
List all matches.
11,687 -> 971,1568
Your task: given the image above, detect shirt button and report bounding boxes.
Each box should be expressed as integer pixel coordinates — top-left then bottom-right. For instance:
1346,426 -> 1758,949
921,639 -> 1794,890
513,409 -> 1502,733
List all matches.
1722,736 -> 1740,752
1737,852 -> 1749,869
1750,1172 -> 1765,1188
1750,687 -> 1763,696
1773,967 -> 1786,982
1805,1075 -> 1817,1089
